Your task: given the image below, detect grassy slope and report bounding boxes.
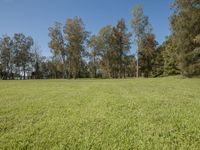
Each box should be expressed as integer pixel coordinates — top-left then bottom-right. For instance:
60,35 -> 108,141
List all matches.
0,77 -> 200,150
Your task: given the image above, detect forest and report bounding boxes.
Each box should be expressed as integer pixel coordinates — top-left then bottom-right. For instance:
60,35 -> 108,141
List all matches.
0,0 -> 200,79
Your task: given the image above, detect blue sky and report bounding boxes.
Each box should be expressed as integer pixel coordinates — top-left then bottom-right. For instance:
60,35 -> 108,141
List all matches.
0,0 -> 173,56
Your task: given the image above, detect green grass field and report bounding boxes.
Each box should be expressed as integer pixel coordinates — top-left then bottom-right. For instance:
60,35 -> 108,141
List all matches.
0,77 -> 200,150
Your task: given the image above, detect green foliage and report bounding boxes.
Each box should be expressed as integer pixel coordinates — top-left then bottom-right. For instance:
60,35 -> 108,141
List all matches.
131,5 -> 150,40
92,20 -> 132,78
48,22 -> 67,78
139,33 -> 158,77
13,33 -> 34,79
96,25 -> 113,77
171,0 -> 200,76
87,35 -> 101,78
131,5 -> 157,78
131,5 -> 150,77
106,19 -> 132,78
64,17 -> 88,79
163,37 -> 179,75
0,35 -> 13,79
31,44 -> 44,79
152,45 -> 164,77
1,78 -> 200,149
123,55 -> 136,77
0,33 -> 34,80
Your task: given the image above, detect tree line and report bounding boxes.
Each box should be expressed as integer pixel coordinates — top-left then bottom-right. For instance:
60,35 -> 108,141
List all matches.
0,0 -> 199,79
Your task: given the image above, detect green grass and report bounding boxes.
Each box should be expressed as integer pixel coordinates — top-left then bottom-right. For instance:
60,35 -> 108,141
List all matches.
0,77 -> 200,150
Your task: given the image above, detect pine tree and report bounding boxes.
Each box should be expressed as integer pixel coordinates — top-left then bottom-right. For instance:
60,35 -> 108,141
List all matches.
171,0 -> 200,76
152,45 -> 164,77
163,37 -> 179,75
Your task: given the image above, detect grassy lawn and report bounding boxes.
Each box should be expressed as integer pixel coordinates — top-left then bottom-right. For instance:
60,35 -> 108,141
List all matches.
0,77 -> 200,150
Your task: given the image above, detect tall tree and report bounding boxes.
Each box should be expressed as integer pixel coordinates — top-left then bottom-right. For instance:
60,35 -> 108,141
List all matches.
31,44 -> 43,79
139,33 -> 157,77
171,0 -> 200,76
97,25 -> 114,78
0,35 -> 14,79
88,35 -> 100,78
95,20 -> 131,79
13,33 -> 33,80
131,5 -> 157,77
163,37 -> 179,75
131,5 -> 150,77
64,17 -> 88,79
48,22 -> 67,78
112,19 -> 131,78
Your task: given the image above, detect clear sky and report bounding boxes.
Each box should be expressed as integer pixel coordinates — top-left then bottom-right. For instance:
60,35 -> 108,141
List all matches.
0,0 -> 173,56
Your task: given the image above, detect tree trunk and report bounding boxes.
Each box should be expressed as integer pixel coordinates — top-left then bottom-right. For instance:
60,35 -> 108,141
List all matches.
93,56 -> 96,78
136,52 -> 139,78
68,60 -> 71,79
10,64 -> 13,80
123,68 -> 126,78
62,56 -> 67,79
23,65 -> 26,80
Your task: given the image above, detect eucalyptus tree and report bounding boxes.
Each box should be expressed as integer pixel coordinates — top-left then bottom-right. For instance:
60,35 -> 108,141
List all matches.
131,5 -> 157,77
97,25 -> 113,77
31,43 -> 43,79
13,33 -> 33,80
0,35 -> 14,79
88,35 -> 100,78
48,22 -> 67,78
64,17 -> 88,79
113,19 -> 131,78
139,32 -> 158,77
131,5 -> 150,77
